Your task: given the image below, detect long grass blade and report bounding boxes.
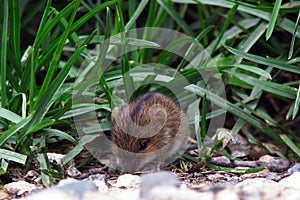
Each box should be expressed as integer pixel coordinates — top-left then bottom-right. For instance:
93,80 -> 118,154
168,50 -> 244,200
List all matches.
225,45 -> 300,74
288,10 -> 300,59
266,0 -> 282,40
1,0 -> 9,108
210,3 -> 238,56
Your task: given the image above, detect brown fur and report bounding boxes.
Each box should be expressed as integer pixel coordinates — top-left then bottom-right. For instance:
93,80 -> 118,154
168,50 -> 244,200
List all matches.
111,92 -> 189,172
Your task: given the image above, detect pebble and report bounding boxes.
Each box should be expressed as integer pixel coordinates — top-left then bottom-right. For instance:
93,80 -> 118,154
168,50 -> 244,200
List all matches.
285,163 -> 300,175
115,174 -> 141,189
140,171 -> 180,200
266,172 -> 281,181
4,180 -> 37,196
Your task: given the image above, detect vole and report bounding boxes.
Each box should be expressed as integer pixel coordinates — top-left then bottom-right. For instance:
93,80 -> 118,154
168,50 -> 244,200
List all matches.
111,92 -> 189,172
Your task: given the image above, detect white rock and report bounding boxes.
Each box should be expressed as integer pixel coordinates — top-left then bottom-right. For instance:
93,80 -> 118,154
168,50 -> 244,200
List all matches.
279,172 -> 300,190
115,174 -> 141,189
4,180 -> 36,196
47,153 -> 65,165
236,178 -> 282,200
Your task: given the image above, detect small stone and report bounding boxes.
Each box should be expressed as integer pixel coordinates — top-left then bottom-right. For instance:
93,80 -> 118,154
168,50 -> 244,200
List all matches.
227,177 -> 239,184
67,165 -> 82,177
279,172 -> 300,190
140,171 -> 181,200
0,190 -> 9,200
86,174 -> 106,182
4,180 -> 37,196
286,163 -> 300,175
115,174 -> 141,189
47,153 -> 65,165
266,172 -> 281,181
236,178 -> 282,200
258,155 -> 290,172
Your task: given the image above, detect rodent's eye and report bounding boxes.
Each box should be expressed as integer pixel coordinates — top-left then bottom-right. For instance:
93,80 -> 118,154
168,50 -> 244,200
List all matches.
139,139 -> 149,151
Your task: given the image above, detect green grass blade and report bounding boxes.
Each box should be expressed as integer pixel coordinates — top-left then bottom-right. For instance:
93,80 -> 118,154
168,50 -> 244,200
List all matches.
288,10 -> 300,59
266,0 -> 282,40
292,85 -> 300,119
233,73 -> 296,99
125,0 -> 149,30
225,45 -> 300,74
236,22 -> 267,63
1,0 -> 9,108
116,1 -> 134,101
200,94 -> 207,141
210,3 -> 238,56
62,135 -> 98,164
41,128 -> 77,144
28,119 -> 55,134
206,163 -> 266,174
232,64 -> 272,79
37,141 -> 53,186
280,134 -> 300,157
0,115 -> 32,147
9,0 -> 21,64
0,108 -> 22,123
0,149 -> 27,164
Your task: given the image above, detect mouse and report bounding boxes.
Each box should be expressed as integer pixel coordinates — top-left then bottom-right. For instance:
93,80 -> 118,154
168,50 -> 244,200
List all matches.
111,92 -> 189,172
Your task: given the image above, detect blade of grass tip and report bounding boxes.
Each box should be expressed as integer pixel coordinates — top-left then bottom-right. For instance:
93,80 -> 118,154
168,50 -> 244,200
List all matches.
0,108 -> 22,123
157,0 -> 194,36
288,10 -> 300,59
210,3 -> 239,56
1,0 -> 9,108
125,0 -> 149,30
280,134 -> 300,157
292,85 -> 300,119
0,149 -> 27,165
266,0 -> 282,40
42,128 -> 77,144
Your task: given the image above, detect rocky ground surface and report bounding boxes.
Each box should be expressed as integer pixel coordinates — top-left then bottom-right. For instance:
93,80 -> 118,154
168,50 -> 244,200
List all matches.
1,162 -> 300,200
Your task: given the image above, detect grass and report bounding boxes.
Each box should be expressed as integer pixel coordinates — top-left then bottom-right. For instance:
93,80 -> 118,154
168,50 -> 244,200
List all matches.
0,0 -> 300,184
